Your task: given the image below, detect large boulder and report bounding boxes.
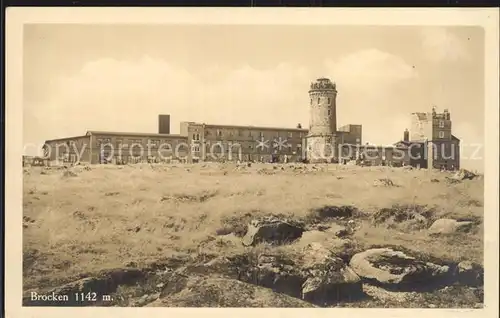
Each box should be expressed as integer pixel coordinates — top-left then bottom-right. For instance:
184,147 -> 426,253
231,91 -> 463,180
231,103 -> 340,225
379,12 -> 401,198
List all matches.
428,219 -> 474,235
147,277 -> 317,307
300,242 -> 362,304
242,216 -> 305,246
349,248 -> 450,290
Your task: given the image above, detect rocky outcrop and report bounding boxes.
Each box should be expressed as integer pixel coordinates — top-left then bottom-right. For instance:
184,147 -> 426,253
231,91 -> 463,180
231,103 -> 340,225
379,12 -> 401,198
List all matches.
147,277 -> 317,307
242,216 -> 305,246
349,248 -> 451,290
428,219 -> 474,235
456,261 -> 484,287
235,241 -> 363,305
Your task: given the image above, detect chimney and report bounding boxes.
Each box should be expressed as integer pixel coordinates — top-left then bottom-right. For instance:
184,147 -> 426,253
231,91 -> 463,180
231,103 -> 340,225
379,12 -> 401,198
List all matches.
444,108 -> 450,120
158,114 -> 170,134
403,128 -> 409,142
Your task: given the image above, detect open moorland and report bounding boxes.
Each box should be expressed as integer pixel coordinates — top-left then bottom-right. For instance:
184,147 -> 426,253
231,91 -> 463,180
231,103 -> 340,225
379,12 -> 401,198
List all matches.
22,163 -> 484,308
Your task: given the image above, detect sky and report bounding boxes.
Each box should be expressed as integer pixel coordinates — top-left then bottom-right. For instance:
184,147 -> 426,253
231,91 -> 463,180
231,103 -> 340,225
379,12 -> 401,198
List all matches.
23,24 -> 485,171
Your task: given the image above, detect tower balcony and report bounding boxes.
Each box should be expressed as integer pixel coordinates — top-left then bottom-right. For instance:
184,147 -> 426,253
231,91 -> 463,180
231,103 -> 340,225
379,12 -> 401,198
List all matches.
309,78 -> 336,92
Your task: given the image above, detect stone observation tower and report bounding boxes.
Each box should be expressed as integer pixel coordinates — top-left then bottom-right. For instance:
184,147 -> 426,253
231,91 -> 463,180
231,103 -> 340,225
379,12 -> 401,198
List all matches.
306,78 -> 338,163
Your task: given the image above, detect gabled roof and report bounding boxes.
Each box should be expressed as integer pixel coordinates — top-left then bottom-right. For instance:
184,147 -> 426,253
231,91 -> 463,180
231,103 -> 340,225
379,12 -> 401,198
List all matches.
451,134 -> 460,141
44,134 -> 89,144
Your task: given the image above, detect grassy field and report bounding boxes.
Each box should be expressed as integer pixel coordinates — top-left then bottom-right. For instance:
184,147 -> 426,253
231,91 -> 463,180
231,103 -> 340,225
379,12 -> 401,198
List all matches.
22,163 -> 484,306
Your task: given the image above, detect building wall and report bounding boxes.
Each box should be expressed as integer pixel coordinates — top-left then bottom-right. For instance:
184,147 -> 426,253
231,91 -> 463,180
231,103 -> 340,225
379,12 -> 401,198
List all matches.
306,135 -> 335,163
339,144 -> 411,166
410,109 -> 458,170
199,123 -> 307,162
428,140 -> 460,170
337,124 -> 362,145
431,112 -> 453,141
90,133 -> 188,164
43,136 -> 92,164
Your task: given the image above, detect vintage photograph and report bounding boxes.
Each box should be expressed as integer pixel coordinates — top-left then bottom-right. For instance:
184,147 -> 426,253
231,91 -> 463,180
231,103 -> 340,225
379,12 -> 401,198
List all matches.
20,23 -> 487,308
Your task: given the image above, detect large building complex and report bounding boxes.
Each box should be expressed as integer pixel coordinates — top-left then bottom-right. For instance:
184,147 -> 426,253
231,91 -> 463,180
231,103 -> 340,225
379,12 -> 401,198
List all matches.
41,77 -> 460,170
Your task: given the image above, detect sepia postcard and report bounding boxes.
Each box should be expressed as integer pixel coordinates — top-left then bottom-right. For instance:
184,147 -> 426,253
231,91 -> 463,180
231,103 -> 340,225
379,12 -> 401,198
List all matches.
4,7 -> 499,318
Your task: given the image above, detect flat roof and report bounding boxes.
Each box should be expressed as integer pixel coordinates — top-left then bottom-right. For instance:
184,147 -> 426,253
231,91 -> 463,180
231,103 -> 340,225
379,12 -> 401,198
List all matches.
201,123 -> 308,132
86,131 -> 187,138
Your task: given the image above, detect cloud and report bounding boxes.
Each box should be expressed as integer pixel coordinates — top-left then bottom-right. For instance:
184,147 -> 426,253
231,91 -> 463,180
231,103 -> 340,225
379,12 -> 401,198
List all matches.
324,49 -> 419,145
325,48 -> 417,86
419,27 -> 470,63
24,49 -> 421,153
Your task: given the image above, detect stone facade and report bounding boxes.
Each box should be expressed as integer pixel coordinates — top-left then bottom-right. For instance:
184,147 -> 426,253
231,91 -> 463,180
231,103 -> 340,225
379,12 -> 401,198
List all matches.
410,107 -> 460,170
182,122 -> 307,163
306,78 -> 338,163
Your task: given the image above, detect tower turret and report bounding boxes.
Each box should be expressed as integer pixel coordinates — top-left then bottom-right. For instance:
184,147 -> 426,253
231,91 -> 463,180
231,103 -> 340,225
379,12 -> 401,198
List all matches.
306,78 -> 338,163
308,78 -> 337,135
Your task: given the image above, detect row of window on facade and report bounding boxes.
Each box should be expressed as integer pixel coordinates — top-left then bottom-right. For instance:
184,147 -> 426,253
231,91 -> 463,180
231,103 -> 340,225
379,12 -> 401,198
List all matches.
96,138 -> 173,148
310,97 -> 332,105
191,142 -> 302,152
202,130 -> 304,139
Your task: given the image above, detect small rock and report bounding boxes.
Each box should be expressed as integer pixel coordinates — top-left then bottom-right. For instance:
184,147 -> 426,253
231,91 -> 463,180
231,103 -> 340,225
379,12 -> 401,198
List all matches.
127,226 -> 141,233
373,178 -> 396,187
62,170 -> 78,178
335,229 -> 350,238
428,219 -> 474,235
316,224 -> 330,232
453,169 -> 477,180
